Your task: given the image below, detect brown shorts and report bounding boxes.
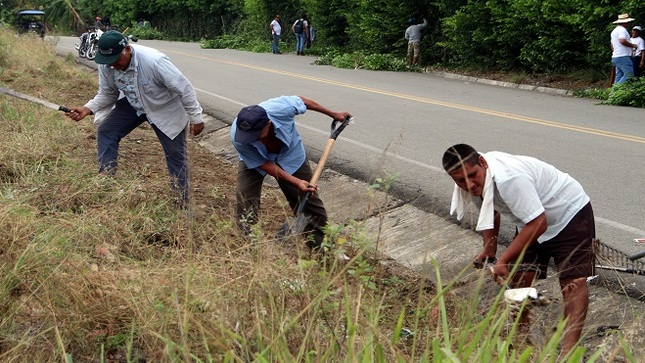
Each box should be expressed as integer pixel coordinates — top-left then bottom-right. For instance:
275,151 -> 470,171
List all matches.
519,203 -> 596,280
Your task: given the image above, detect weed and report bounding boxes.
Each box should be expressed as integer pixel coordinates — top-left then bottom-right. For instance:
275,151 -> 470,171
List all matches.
201,34 -> 267,53
347,256 -> 376,290
603,78 -> 645,107
574,87 -> 611,100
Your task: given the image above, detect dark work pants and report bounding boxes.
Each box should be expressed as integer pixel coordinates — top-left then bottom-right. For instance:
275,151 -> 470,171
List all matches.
97,98 -> 189,204
235,159 -> 328,247
632,56 -> 643,77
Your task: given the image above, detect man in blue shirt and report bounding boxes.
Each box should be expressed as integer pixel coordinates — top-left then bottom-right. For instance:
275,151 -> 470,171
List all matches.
231,96 -> 351,248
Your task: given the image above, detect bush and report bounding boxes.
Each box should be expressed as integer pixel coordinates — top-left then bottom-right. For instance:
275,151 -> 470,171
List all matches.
603,78 -> 645,108
313,48 -> 344,66
331,53 -> 361,69
128,23 -> 166,40
362,54 -> 408,71
202,34 -> 243,49
201,34 -> 268,53
315,51 -> 409,71
574,87 -> 610,100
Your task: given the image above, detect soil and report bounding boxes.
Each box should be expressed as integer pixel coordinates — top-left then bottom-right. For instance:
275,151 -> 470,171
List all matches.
106,123 -> 243,222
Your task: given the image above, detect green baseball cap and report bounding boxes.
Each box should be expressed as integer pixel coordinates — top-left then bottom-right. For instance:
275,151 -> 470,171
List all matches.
96,30 -> 128,65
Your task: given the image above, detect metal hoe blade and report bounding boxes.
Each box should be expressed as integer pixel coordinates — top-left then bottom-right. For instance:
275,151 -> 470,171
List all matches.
277,213 -> 311,242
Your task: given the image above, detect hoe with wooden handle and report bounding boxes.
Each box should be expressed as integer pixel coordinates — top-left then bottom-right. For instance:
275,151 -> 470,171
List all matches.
277,116 -> 353,243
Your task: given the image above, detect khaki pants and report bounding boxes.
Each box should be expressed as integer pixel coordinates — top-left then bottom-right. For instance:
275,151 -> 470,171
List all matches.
407,41 -> 421,57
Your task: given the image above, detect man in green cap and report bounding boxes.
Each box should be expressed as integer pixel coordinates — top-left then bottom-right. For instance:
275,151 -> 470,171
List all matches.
65,30 -> 204,207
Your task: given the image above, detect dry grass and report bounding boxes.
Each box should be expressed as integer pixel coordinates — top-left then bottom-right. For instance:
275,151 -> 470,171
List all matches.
0,30 -> 641,363
0,30 -> 441,362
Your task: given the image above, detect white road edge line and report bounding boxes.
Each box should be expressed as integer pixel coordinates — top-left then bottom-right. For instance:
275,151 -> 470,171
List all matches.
196,88 -> 246,107
596,217 -> 645,237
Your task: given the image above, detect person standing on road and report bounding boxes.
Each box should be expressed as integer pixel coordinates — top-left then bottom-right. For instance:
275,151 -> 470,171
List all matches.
631,25 -> 645,77
65,30 -> 205,207
611,13 -> 638,84
231,96 -> 351,248
442,144 -> 595,355
305,17 -> 315,50
270,15 -> 282,54
405,17 -> 428,66
292,14 -> 309,55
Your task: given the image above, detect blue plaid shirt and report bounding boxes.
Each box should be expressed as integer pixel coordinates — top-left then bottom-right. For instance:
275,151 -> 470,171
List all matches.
113,48 -> 145,115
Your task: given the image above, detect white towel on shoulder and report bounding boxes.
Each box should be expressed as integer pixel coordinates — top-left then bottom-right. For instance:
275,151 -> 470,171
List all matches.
450,166 -> 495,231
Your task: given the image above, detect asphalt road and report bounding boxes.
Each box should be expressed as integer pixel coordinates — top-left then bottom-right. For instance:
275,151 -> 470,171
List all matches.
53,36 -> 645,258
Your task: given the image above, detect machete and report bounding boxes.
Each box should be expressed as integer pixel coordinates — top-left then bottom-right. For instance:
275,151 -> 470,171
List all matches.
0,86 -> 71,112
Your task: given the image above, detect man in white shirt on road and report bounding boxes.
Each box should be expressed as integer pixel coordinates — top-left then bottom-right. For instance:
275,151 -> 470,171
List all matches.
270,15 -> 282,54
630,25 -> 644,76
443,144 -> 595,356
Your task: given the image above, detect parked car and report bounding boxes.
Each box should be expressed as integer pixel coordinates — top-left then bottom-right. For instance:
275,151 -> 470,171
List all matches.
16,9 -> 46,38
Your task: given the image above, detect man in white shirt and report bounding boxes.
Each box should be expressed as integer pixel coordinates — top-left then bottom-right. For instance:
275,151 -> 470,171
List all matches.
443,144 -> 595,355
631,25 -> 644,77
611,13 -> 638,84
270,15 -> 282,54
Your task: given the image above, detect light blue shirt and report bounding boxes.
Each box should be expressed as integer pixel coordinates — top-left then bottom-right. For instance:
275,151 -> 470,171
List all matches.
231,96 -> 307,176
405,19 -> 428,42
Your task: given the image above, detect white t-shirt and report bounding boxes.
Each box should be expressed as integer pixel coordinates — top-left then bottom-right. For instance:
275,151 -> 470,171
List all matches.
612,26 -> 632,58
270,19 -> 281,36
632,36 -> 645,57
482,152 -> 590,243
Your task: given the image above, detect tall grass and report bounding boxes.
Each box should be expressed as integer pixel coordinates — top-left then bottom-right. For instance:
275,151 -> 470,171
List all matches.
0,29 -> 640,362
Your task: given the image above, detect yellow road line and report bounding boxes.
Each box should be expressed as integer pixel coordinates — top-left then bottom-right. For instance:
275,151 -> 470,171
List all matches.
164,49 -> 645,144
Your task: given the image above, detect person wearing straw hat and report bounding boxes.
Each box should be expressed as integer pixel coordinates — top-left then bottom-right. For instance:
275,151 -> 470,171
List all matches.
611,13 -> 638,84
630,25 -> 645,77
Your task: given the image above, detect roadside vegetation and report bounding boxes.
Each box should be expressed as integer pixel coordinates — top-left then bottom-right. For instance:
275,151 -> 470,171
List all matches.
0,30 -> 642,362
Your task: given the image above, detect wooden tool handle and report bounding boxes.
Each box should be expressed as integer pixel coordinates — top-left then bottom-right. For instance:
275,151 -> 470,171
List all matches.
310,139 -> 336,185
